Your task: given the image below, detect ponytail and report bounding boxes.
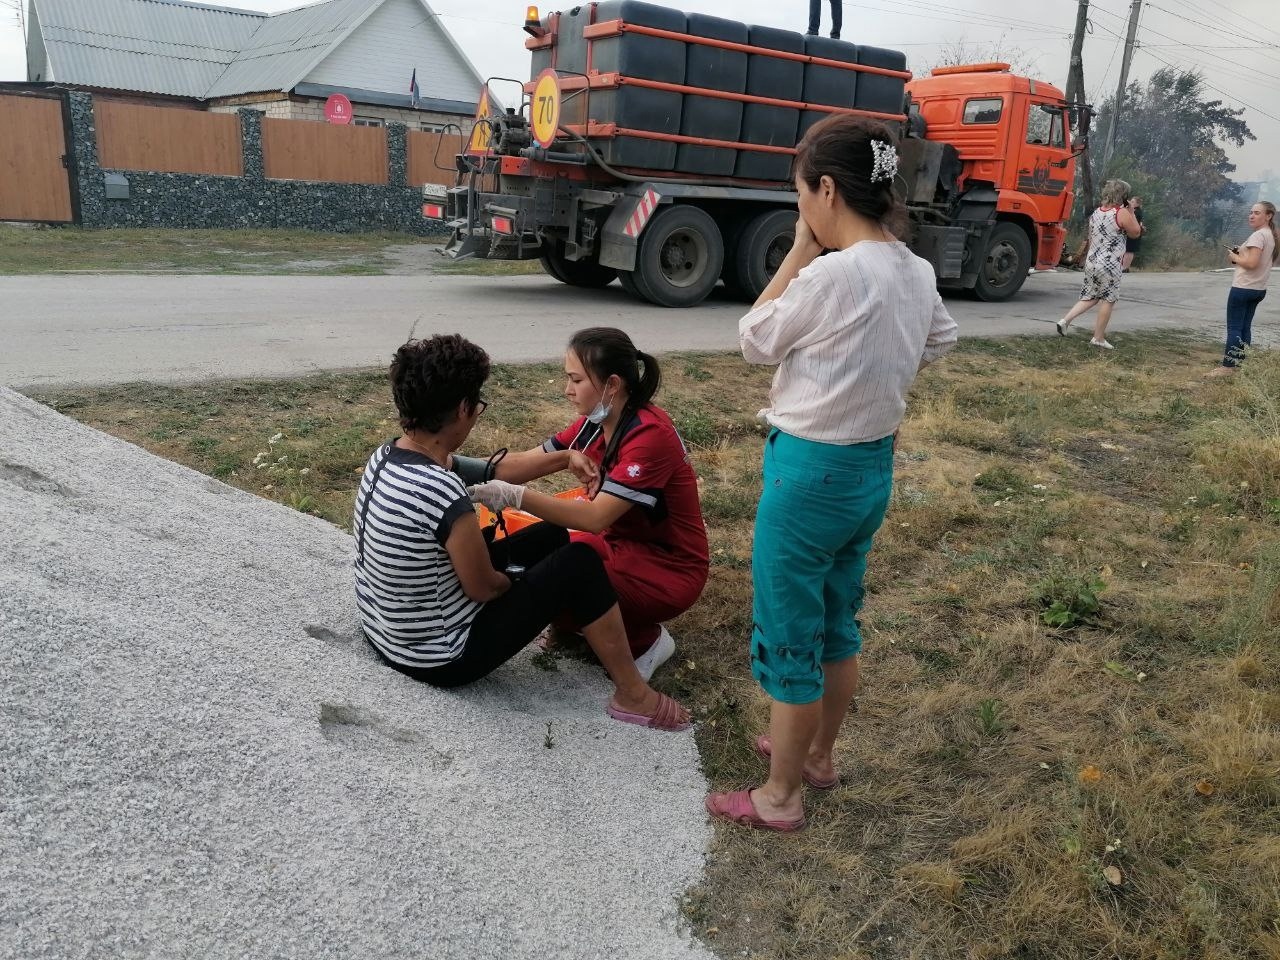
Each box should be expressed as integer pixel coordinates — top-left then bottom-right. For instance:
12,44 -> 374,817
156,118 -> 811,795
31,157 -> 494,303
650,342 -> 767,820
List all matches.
567,327 -> 662,472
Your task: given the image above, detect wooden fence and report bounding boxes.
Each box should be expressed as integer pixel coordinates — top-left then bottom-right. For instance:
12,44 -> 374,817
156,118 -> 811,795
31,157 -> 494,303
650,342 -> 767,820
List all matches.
85,100 -> 471,188
95,100 -> 243,176
407,130 -> 465,188
262,118 -> 388,184
0,92 -> 73,222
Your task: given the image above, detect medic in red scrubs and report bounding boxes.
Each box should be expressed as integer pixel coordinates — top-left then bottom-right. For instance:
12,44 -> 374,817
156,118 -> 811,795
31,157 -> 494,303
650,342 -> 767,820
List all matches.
467,327 -> 710,680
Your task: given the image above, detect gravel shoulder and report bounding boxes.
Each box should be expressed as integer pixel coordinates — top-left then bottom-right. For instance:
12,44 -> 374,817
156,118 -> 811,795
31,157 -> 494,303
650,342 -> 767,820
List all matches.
0,387 -> 712,960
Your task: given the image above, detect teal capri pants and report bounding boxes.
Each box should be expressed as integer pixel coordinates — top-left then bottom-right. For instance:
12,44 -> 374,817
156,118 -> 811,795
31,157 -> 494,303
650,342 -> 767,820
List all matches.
751,428 -> 894,705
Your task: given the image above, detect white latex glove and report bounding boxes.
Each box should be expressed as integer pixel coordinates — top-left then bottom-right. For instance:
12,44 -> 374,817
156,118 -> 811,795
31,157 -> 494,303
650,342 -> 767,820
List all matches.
468,479 -> 525,512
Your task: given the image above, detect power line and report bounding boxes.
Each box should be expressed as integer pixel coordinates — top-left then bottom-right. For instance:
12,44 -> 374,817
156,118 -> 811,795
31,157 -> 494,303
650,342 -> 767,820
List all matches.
838,0 -> 1070,37
1149,0 -> 1280,48
841,0 -> 1072,36
1139,44 -> 1280,124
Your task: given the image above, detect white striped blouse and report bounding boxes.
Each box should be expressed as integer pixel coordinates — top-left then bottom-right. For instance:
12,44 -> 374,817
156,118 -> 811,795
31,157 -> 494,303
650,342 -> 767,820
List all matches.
739,240 -> 958,444
353,444 -> 480,668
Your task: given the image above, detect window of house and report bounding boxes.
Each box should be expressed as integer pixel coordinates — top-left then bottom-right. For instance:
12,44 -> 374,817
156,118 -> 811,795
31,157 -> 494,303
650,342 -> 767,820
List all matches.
1025,104 -> 1065,147
963,98 -> 1003,125
419,123 -> 447,133
353,116 -> 384,127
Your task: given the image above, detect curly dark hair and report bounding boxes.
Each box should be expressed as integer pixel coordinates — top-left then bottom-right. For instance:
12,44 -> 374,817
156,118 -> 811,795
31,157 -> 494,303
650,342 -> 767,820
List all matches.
389,335 -> 490,433
794,113 -> 908,236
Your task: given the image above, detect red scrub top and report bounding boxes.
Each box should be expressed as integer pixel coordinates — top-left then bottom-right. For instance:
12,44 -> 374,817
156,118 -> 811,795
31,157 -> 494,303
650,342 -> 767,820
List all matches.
544,404 -> 709,590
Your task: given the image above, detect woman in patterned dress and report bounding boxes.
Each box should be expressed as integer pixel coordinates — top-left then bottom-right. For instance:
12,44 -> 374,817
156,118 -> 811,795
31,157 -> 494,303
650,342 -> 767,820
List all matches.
1056,179 -> 1143,349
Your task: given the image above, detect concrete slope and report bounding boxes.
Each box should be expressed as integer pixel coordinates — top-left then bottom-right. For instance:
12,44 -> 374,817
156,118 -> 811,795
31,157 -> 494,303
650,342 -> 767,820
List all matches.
0,388 -> 713,960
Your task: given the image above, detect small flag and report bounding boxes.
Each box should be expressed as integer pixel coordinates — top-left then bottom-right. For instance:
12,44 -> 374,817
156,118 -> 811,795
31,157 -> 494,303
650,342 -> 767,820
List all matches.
409,68 -> 421,108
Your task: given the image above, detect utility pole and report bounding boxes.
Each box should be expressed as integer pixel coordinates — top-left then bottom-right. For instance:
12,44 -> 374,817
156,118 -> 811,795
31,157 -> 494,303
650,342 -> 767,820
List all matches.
1101,0 -> 1143,176
1066,0 -> 1094,213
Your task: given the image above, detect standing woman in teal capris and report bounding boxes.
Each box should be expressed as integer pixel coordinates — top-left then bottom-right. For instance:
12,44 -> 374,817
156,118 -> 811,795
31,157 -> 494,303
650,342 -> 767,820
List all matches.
705,114 -> 958,832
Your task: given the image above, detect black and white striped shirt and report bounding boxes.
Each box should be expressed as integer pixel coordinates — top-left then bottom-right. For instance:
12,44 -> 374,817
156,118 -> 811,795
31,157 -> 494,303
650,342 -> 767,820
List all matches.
353,443 -> 479,668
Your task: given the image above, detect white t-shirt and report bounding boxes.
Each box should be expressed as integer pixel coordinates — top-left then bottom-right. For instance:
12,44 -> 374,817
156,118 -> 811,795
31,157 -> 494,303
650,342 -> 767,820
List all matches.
738,241 -> 958,444
1235,228 -> 1275,290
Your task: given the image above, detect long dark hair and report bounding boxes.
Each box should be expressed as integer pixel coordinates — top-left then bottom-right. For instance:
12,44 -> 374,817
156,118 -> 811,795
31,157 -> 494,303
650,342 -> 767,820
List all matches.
793,113 -> 908,236
568,327 -> 661,472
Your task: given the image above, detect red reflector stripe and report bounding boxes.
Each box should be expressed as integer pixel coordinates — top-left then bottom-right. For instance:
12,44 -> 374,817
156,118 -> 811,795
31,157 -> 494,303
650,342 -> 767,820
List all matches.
492,216 -> 515,235
422,203 -> 444,219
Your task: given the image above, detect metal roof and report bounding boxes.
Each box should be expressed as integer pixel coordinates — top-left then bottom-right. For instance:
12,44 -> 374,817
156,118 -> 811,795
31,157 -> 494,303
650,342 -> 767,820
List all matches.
30,0 -> 472,101
33,0 -> 263,97
206,0 -> 376,98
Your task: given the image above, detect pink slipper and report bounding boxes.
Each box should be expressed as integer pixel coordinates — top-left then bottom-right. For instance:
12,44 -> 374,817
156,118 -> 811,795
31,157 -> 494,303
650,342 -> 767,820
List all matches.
753,735 -> 840,790
607,692 -> 691,732
705,789 -> 805,832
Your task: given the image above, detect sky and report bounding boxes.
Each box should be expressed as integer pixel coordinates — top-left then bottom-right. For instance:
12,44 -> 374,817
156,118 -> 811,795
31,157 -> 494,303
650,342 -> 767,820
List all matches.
1,0 -> 1276,180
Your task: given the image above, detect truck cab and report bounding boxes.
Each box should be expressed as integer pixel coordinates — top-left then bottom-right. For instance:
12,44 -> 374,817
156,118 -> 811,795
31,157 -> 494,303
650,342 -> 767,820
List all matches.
907,64 -> 1074,290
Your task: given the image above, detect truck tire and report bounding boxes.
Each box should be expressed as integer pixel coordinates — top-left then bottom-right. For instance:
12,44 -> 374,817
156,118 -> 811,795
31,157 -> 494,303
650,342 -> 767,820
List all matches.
540,242 -> 618,288
728,208 -> 796,302
631,204 -> 724,308
973,222 -> 1032,301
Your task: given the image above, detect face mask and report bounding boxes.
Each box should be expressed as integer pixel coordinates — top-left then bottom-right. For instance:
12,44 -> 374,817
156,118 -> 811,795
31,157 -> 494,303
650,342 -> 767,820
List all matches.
586,390 -> 613,425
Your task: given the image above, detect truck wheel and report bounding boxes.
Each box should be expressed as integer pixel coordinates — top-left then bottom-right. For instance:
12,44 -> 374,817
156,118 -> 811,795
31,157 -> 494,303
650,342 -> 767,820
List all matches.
729,209 -> 796,302
618,269 -> 651,301
973,223 -> 1032,301
540,242 -> 618,288
633,205 -> 724,308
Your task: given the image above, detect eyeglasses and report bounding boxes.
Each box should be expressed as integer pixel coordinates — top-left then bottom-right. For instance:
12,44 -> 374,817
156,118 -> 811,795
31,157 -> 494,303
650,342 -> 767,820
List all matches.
475,397 -> 488,416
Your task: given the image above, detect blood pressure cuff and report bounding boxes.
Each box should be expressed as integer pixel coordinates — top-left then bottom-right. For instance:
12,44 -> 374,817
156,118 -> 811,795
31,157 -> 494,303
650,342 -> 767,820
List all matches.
451,454 -> 496,485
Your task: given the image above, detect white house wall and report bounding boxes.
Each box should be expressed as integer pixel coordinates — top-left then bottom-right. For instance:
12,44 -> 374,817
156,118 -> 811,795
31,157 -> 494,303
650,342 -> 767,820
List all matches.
304,0 -> 481,105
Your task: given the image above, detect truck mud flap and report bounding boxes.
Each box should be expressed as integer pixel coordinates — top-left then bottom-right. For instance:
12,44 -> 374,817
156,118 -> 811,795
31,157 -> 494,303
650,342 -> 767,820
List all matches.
914,225 -> 966,280
599,188 -> 663,272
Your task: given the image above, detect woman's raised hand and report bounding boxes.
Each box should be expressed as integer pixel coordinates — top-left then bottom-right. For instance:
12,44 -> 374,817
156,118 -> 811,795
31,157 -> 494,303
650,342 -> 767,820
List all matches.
793,215 -> 823,259
567,450 -> 601,495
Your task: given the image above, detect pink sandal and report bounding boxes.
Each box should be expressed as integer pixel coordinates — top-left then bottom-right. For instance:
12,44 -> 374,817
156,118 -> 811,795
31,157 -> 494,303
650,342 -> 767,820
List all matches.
607,692 -> 691,732
705,789 -> 805,832
753,735 -> 840,790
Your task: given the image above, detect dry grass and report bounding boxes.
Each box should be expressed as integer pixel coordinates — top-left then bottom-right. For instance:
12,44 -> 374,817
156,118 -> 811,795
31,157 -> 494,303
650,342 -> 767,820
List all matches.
28,334 -> 1280,960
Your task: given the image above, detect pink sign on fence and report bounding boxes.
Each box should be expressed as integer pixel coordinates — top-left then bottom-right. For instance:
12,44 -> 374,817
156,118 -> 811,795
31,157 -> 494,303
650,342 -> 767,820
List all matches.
324,94 -> 353,125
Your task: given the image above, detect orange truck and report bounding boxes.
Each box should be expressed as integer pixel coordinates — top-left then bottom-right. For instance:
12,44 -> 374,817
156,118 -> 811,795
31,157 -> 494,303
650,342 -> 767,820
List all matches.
426,2 -> 1080,307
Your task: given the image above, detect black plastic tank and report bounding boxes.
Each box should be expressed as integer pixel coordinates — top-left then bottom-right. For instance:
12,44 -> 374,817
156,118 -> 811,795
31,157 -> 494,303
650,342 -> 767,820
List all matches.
588,0 -> 687,169
735,24 -> 804,181
799,34 -> 858,140
555,5 -> 591,78
676,12 -> 748,176
529,10 -> 555,77
855,44 -> 908,116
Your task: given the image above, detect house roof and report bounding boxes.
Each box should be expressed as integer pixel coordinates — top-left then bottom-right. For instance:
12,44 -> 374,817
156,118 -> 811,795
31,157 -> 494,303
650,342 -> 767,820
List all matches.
28,0 -> 485,103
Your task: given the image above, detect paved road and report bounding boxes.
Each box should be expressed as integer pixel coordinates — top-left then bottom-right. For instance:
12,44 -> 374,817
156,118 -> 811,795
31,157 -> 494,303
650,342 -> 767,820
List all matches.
0,268 -> 1249,388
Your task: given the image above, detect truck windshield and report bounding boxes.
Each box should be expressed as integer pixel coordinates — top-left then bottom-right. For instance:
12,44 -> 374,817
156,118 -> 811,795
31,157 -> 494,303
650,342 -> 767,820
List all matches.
1026,105 -> 1065,148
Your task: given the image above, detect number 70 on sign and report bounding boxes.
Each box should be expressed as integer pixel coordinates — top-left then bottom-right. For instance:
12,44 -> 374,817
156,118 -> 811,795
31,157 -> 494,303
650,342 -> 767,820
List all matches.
530,70 -> 562,149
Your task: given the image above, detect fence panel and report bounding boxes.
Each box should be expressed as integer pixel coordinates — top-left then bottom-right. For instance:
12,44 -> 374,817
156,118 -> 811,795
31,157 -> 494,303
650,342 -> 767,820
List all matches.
407,131 -> 465,187
95,100 -> 243,176
263,119 -> 388,185
0,93 -> 73,222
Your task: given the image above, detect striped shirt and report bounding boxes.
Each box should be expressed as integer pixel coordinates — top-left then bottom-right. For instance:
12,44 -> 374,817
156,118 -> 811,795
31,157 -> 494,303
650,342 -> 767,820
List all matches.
739,240 -> 958,444
353,443 -> 480,668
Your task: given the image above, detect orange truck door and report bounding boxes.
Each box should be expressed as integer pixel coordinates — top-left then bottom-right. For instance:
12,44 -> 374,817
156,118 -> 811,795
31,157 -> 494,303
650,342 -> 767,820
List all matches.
1015,99 -> 1072,222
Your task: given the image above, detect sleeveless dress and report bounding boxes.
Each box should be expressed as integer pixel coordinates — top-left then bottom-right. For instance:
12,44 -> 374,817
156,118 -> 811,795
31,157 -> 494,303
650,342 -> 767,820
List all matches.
1081,206 -> 1126,303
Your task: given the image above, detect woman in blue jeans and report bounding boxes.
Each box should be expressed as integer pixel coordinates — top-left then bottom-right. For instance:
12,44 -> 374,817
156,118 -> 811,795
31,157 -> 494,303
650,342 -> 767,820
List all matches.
1208,201 -> 1277,377
705,115 -> 957,831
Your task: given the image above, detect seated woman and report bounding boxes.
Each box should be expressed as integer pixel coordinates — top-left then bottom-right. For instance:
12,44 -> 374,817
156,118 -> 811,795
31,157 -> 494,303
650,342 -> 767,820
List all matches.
467,327 -> 710,681
353,333 -> 690,732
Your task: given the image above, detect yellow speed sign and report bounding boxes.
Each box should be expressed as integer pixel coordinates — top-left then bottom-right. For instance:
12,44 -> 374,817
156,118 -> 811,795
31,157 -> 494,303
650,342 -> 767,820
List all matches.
530,69 -> 562,149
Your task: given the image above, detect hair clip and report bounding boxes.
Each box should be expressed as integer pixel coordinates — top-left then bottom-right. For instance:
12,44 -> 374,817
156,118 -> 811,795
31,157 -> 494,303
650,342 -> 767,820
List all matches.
870,139 -> 899,184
